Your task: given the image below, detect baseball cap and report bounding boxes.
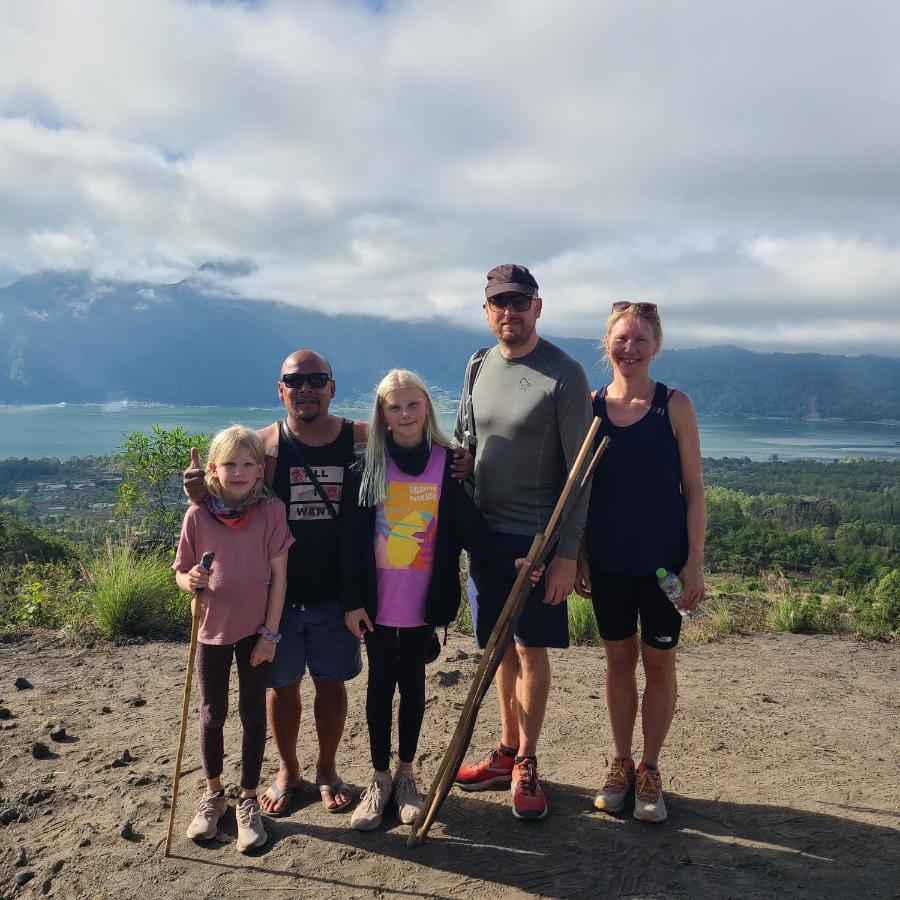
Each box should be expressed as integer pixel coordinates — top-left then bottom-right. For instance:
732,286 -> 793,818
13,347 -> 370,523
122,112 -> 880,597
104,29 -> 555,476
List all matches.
485,263 -> 539,299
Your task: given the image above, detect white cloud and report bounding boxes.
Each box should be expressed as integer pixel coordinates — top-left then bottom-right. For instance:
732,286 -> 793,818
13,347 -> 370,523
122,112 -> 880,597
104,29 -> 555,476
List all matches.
1,0 -> 899,354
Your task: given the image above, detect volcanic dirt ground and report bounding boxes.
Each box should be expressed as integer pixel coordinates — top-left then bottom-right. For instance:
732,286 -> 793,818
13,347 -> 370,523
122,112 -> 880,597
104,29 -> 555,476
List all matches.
0,630 -> 898,899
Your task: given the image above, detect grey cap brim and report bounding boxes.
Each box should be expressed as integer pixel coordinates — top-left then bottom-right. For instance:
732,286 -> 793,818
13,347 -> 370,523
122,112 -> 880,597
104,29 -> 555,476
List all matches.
485,282 -> 539,299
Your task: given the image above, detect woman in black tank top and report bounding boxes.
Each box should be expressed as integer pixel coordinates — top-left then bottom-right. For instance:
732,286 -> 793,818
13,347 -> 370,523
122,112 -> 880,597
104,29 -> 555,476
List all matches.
576,302 -> 706,824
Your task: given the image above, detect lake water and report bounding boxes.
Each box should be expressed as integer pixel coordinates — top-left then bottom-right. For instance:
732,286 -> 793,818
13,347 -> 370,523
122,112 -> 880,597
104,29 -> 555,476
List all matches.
1,401 -> 899,461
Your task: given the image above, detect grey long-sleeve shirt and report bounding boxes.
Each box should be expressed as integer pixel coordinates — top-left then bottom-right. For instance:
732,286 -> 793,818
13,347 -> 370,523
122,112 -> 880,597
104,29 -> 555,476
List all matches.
454,338 -> 593,558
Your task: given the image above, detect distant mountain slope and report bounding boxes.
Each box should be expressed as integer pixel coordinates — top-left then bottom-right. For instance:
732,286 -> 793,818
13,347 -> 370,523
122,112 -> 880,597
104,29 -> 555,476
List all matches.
1,271 -> 898,420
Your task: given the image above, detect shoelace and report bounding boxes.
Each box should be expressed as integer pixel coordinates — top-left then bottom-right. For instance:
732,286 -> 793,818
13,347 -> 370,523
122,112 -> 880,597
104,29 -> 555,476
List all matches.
361,779 -> 387,813
196,791 -> 224,819
394,773 -> 421,807
604,758 -> 633,792
516,761 -> 539,796
636,768 -> 661,802
486,747 -> 504,768
237,799 -> 261,828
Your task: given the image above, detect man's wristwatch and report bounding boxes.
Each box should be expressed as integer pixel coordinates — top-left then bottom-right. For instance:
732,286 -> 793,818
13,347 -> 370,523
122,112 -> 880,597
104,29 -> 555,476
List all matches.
257,625 -> 282,643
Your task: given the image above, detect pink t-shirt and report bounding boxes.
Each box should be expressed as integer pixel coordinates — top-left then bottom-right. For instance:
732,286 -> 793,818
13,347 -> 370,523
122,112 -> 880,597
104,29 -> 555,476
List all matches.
173,497 -> 295,645
374,444 -> 444,627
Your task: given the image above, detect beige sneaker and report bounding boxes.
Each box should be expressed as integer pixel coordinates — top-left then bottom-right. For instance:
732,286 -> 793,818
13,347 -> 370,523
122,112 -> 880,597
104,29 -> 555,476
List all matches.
633,763 -> 667,823
393,769 -> 423,825
185,789 -> 227,840
235,797 -> 267,852
350,772 -> 391,831
593,756 -> 635,813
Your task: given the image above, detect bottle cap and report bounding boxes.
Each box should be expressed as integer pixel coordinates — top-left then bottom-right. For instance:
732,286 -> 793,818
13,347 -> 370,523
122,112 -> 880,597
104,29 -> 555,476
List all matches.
655,568 -> 667,578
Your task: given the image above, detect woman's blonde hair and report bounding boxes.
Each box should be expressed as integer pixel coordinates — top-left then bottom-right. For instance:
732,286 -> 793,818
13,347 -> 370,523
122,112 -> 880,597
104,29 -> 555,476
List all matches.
602,303 -> 664,363
205,424 -> 270,506
358,369 -> 452,507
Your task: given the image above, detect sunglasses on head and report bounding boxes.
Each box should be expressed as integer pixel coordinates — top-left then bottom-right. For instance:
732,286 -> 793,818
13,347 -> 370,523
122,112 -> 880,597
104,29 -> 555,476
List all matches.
486,294 -> 534,312
281,372 -> 331,389
612,301 -> 657,315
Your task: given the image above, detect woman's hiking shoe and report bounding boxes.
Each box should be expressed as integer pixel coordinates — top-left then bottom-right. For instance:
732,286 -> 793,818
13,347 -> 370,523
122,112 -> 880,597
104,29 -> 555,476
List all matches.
511,758 -> 548,820
350,772 -> 391,831
235,797 -> 267,852
633,763 -> 667,823
593,756 -> 635,813
393,770 -> 424,825
455,745 -> 515,791
185,789 -> 227,840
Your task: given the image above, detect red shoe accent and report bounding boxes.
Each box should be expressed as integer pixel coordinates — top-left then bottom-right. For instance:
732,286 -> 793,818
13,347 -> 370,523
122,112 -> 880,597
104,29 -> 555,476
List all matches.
511,758 -> 548,820
455,745 -> 515,791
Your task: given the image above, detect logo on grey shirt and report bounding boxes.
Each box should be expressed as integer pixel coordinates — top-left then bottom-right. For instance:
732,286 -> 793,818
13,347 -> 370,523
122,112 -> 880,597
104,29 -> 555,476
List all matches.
519,377 -> 532,391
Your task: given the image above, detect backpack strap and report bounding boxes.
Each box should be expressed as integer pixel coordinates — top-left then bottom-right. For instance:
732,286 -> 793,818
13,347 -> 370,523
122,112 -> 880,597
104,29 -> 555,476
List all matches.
461,347 -> 490,453
279,420 -> 340,520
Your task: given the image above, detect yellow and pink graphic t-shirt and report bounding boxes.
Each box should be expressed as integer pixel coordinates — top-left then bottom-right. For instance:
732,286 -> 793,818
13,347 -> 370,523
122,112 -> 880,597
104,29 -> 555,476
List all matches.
374,445 -> 444,627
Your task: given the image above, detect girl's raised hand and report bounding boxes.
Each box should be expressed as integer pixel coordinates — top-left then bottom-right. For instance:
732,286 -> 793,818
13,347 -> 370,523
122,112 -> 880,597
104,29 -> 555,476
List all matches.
251,635 -> 276,667
514,558 -> 545,585
345,608 -> 374,637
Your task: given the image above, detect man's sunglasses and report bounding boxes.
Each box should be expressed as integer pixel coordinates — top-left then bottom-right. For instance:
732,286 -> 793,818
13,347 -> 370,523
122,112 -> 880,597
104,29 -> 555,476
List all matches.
486,294 -> 534,312
281,372 -> 331,389
612,301 -> 658,315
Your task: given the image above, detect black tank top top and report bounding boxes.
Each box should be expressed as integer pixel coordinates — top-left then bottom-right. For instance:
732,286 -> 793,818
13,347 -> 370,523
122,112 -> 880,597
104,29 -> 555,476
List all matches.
272,418 -> 355,605
585,382 -> 688,576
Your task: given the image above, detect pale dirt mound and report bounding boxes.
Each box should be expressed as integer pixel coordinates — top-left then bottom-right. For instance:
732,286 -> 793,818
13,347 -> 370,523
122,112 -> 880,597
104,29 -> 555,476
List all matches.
1,631 -> 898,899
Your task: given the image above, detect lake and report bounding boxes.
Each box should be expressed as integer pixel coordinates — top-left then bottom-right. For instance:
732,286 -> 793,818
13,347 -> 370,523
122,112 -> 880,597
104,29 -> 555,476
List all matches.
1,401 -> 899,461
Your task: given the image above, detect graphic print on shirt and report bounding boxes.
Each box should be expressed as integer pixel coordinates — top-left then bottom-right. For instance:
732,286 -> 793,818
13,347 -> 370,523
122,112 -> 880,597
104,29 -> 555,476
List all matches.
375,480 -> 439,570
288,466 -> 343,520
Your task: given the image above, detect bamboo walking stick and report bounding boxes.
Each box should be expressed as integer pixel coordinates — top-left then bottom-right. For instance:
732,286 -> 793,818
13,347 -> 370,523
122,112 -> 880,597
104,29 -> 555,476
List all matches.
408,422 -> 609,846
164,550 -> 215,857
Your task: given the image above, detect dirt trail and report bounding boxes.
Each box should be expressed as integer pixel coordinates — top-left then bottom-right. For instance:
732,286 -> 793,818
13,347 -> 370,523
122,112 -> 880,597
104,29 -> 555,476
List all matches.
1,631 -> 898,899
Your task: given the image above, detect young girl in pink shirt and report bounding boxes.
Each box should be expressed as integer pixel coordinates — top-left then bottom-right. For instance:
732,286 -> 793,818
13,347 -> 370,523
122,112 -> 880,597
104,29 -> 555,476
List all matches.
173,425 -> 293,852
340,370 -> 539,831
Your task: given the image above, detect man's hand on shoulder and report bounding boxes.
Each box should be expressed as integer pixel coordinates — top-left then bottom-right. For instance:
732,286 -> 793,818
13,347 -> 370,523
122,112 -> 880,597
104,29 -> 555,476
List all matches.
183,446 -> 208,504
543,556 -> 577,605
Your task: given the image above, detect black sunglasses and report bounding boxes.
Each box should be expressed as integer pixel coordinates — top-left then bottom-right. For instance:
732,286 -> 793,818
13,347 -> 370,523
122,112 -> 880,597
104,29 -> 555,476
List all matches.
486,294 -> 534,313
281,372 -> 331,389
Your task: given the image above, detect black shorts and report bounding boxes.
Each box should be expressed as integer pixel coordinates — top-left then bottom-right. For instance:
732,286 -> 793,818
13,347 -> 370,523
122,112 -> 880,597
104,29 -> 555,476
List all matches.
469,533 -> 568,650
589,569 -> 682,650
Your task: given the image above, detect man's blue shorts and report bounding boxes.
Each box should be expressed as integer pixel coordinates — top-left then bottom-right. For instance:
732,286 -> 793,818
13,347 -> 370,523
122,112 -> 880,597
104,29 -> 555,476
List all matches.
268,599 -> 362,688
469,533 -> 569,650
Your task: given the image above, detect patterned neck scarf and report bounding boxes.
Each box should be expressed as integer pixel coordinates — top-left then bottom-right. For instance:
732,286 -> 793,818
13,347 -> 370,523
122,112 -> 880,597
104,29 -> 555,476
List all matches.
204,494 -> 258,529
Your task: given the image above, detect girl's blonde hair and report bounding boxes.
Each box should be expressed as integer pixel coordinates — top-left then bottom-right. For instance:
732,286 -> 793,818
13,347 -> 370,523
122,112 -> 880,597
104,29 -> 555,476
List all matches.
602,303 -> 664,363
205,424 -> 270,506
358,369 -> 452,507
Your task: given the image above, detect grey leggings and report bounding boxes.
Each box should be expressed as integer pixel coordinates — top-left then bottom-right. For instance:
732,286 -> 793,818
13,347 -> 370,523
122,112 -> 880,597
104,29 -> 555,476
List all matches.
195,633 -> 268,790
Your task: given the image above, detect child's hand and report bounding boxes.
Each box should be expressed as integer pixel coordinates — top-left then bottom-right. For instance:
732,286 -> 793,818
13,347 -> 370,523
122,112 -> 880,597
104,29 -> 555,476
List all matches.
251,635 -> 276,666
514,558 -> 545,585
185,563 -> 212,592
345,608 -> 373,637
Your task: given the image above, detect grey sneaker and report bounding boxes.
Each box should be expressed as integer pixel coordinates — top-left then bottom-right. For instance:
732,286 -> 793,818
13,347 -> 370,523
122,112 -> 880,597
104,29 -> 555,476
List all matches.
235,797 -> 267,852
393,769 -> 423,825
186,789 -> 227,840
350,772 -> 391,831
633,763 -> 667,823
593,756 -> 635,813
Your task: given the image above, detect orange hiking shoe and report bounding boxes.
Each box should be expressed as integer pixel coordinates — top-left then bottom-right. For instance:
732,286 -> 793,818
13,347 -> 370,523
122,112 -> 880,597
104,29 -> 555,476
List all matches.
511,758 -> 548,820
455,745 -> 515,791
633,762 -> 667,823
593,756 -> 635,813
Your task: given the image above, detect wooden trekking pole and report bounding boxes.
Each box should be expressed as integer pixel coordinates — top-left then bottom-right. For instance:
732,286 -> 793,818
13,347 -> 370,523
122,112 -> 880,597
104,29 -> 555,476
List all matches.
164,550 -> 214,857
408,422 -> 608,846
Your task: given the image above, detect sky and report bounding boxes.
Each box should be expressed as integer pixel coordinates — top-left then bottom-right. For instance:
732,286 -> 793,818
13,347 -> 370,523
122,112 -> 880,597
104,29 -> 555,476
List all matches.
1,0 -> 899,355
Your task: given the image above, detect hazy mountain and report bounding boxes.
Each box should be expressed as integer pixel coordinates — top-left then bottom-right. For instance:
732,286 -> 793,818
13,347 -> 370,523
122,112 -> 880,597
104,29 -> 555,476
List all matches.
1,271 -> 898,421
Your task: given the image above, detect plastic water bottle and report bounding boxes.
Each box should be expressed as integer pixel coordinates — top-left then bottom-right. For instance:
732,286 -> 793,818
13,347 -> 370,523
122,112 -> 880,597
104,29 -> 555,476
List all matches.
656,568 -> 698,620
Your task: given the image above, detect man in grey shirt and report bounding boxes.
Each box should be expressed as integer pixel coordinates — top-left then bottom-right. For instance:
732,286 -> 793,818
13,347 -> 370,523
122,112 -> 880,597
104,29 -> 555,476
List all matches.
454,263 -> 592,821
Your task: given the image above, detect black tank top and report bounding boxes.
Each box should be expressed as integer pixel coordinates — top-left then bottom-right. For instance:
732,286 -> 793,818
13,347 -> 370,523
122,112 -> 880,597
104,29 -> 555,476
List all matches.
585,382 -> 688,576
272,418 -> 355,605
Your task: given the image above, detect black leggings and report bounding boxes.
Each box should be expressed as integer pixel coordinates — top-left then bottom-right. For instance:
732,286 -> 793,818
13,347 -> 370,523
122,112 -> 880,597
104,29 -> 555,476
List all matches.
363,624 -> 434,772
195,633 -> 268,790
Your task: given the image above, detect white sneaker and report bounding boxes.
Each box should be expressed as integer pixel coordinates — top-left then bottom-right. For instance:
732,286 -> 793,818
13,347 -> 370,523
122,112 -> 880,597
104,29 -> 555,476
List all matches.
393,769 -> 424,825
350,772 -> 391,831
633,763 -> 667,823
235,797 -> 267,852
185,790 -> 227,840
593,756 -> 635,813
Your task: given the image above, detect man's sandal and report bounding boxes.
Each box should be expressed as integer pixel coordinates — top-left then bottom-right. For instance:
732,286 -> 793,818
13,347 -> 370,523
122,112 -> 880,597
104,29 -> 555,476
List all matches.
259,780 -> 301,817
318,778 -> 353,813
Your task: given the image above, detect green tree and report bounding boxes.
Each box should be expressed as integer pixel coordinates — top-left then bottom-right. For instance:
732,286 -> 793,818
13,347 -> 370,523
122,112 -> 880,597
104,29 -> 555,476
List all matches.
116,425 -> 210,544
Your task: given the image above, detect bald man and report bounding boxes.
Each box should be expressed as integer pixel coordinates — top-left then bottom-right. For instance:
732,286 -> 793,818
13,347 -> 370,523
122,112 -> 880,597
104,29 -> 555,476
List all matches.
185,349 -> 366,815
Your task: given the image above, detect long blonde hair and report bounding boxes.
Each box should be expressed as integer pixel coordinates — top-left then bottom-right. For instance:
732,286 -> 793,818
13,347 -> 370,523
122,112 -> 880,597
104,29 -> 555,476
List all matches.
358,369 -> 452,507
602,303 -> 664,364
204,424 -> 271,506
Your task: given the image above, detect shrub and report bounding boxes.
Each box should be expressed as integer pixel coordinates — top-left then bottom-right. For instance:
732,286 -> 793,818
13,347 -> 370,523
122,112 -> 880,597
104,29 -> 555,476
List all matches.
568,593 -> 600,646
704,597 -> 738,635
0,560 -> 89,631
0,512 -> 73,566
84,540 -> 184,638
